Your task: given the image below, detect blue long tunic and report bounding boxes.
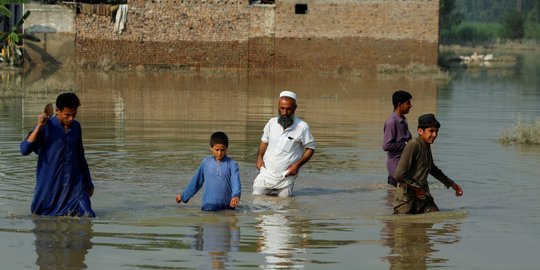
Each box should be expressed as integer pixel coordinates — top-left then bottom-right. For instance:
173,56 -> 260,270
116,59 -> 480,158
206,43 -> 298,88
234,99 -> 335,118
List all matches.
181,155 -> 241,211
20,117 -> 95,217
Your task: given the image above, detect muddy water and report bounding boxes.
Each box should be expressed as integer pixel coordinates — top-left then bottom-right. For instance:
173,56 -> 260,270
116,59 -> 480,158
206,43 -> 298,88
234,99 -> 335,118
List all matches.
1,52 -> 539,269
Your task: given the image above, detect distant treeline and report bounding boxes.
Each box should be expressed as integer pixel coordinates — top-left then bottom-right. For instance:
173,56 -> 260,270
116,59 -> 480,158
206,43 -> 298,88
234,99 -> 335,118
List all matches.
456,0 -> 537,23
441,0 -> 540,43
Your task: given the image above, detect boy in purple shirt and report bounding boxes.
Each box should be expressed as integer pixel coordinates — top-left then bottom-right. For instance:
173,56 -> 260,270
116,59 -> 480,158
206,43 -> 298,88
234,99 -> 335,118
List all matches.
383,90 -> 413,187
176,132 -> 241,211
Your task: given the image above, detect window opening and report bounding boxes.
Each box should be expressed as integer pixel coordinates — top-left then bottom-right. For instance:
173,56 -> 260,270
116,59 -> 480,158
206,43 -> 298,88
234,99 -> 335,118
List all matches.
295,4 -> 307,14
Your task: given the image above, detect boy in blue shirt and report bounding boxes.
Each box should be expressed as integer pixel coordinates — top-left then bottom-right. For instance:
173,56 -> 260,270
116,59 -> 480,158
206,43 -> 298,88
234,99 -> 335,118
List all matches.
176,132 -> 241,211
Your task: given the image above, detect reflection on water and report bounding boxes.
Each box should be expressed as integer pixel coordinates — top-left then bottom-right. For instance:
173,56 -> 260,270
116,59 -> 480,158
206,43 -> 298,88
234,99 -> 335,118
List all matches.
253,197 -> 310,269
191,217 -> 240,269
257,212 -> 303,269
380,218 -> 462,270
1,51 -> 539,269
379,189 -> 465,270
33,217 -> 93,270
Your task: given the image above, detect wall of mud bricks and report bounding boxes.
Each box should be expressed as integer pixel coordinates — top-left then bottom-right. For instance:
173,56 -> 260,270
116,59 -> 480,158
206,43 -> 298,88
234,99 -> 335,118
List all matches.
75,0 -> 440,72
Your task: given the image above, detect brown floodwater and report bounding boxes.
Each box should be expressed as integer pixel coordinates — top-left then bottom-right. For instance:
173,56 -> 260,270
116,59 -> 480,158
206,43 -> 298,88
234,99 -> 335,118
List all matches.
1,52 -> 539,269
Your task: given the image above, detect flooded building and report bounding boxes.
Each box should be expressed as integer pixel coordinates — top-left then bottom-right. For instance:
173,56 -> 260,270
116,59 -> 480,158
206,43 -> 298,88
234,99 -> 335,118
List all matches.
29,0 -> 441,73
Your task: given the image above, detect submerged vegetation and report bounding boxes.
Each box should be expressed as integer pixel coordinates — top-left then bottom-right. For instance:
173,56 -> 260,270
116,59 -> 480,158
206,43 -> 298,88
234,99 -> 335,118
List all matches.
500,119 -> 540,144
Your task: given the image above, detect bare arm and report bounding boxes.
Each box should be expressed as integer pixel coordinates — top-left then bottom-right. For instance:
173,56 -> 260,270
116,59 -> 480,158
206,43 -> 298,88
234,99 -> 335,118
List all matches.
286,148 -> 315,176
256,142 -> 268,169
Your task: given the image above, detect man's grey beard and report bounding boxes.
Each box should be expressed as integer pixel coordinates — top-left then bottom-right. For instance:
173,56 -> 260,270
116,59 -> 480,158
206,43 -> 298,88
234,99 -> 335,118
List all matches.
278,114 -> 294,129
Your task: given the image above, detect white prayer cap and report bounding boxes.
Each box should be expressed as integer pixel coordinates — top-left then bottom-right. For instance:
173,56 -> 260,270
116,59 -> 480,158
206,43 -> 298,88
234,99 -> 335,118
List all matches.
279,90 -> 297,101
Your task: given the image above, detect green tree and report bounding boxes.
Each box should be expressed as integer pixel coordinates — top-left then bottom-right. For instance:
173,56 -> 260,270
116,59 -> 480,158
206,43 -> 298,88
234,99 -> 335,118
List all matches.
440,0 -> 463,41
456,0 -> 539,23
524,4 -> 540,40
502,10 -> 526,39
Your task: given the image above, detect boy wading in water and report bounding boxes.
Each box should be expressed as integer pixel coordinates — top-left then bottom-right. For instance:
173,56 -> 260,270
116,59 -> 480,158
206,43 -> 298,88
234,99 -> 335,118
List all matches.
383,90 -> 413,187
20,93 -> 95,217
176,132 -> 241,211
393,114 -> 463,214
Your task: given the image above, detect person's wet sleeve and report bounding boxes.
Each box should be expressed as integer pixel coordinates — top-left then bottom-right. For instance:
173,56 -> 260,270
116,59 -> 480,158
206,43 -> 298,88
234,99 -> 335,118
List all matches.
20,128 -> 39,155
230,161 -> 241,198
78,134 -> 94,190
181,163 -> 205,203
429,162 -> 455,188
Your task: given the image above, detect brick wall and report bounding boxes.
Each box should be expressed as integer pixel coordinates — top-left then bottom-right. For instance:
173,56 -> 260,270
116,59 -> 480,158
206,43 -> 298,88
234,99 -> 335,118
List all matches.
75,0 -> 439,72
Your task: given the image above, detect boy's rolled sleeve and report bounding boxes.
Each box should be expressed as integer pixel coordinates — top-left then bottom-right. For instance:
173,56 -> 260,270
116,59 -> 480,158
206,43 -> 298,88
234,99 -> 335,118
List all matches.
261,121 -> 271,143
301,126 -> 316,150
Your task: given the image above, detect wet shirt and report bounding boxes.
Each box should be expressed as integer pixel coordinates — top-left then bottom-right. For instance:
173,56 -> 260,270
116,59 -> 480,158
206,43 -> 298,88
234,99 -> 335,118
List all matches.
181,155 -> 241,211
394,137 -> 455,193
253,116 -> 315,189
383,112 -> 411,159
20,117 -> 95,217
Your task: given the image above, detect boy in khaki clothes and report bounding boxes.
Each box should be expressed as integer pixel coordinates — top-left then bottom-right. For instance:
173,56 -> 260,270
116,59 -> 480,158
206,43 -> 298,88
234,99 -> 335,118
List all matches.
393,114 -> 463,214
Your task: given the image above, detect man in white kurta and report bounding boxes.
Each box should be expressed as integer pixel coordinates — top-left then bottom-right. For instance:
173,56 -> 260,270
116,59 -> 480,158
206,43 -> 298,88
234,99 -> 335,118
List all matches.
253,91 -> 315,197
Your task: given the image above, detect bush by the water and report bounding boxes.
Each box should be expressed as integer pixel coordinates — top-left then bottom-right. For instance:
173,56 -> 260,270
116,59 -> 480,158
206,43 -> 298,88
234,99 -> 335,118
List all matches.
500,119 -> 540,144
449,23 -> 503,43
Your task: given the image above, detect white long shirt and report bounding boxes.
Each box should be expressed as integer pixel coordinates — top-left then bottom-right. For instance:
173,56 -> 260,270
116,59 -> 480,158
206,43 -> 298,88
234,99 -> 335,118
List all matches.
253,116 -> 315,189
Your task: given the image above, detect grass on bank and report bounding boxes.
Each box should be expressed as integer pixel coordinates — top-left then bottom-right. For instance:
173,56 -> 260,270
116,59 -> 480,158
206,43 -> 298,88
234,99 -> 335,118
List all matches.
500,119 -> 540,144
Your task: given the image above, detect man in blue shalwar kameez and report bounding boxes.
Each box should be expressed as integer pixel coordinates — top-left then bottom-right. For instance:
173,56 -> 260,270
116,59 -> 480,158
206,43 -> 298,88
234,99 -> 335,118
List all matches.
20,93 -> 95,217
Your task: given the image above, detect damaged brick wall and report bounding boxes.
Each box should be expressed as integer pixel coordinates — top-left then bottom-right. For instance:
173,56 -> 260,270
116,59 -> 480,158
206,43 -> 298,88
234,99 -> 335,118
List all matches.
75,0 -> 439,72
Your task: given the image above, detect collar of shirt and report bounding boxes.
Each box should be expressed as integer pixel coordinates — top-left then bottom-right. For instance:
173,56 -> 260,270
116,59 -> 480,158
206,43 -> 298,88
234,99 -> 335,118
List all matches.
392,111 -> 407,123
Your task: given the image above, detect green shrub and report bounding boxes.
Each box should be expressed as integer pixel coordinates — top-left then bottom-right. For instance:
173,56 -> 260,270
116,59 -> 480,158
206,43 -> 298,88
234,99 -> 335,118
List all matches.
524,22 -> 540,40
524,6 -> 540,40
502,11 -> 525,40
450,22 -> 503,42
